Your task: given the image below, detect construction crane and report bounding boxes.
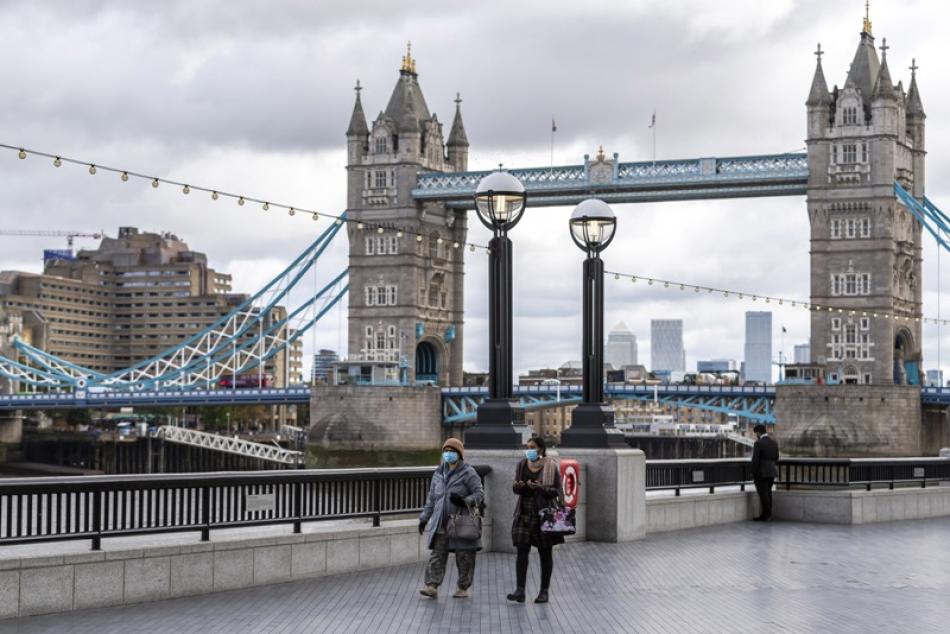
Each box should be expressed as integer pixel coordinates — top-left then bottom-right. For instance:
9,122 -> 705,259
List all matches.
0,230 -> 103,256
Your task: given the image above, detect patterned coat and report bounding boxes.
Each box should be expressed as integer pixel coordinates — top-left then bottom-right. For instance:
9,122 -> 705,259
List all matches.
511,457 -> 565,548
419,461 -> 484,551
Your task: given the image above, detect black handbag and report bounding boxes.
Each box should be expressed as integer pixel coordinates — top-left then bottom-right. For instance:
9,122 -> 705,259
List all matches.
446,500 -> 482,541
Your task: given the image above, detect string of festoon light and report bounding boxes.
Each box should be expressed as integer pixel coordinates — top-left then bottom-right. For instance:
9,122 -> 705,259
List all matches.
606,269 -> 950,327
2,143 -> 490,253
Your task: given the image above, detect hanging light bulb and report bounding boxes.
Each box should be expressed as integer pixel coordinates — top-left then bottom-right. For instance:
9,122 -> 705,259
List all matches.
723,291 -> 729,297
377,226 -> 384,234
648,279 -> 654,286
738,293 -> 744,300
335,217 -> 343,225
357,222 -> 364,230
182,185 -> 190,195
311,213 -> 319,221
120,171 -> 129,182
765,297 -> 771,303
17,149 -> 26,159
469,244 -> 475,252
262,202 -> 270,211
211,191 -> 219,200
53,157 -> 62,167
453,242 -> 460,249
151,178 -> 159,188
679,284 -> 685,291
416,234 -> 423,242
615,274 -> 620,280
631,276 -> 637,283
814,305 -> 820,311
751,295 -> 757,301
694,287 -> 700,293
238,197 -> 245,206
663,281 -> 669,288
288,207 -> 296,216
397,230 -> 404,238
88,164 -> 97,175
436,236 -> 443,244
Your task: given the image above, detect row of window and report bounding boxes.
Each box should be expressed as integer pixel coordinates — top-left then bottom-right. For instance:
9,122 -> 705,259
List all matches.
831,317 -> 870,331
363,324 -> 400,361
831,143 -> 868,164
365,169 -> 396,190
365,236 -> 400,255
841,106 -> 860,126
365,285 -> 398,306
830,217 -> 871,239
830,273 -> 871,296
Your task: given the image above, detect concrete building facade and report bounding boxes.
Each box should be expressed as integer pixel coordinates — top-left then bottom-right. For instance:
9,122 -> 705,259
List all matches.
650,319 -> 684,373
0,227 -> 303,386
606,321 -> 638,369
805,21 -> 925,385
743,311 -> 772,383
344,46 -> 468,386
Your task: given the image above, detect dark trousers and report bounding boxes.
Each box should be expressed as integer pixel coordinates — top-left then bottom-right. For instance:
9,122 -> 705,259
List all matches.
515,544 -> 553,590
754,477 -> 774,518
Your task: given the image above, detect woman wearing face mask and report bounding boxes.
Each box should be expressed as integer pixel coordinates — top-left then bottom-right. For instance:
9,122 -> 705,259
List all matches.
418,437 -> 484,599
507,436 -> 563,604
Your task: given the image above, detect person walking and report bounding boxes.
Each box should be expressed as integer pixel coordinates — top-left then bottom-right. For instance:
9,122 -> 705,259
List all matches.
507,436 -> 563,604
751,423 -> 779,521
418,438 -> 484,599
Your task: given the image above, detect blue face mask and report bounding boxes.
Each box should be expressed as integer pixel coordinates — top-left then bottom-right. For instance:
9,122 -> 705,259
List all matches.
442,450 -> 459,464
525,449 -> 539,462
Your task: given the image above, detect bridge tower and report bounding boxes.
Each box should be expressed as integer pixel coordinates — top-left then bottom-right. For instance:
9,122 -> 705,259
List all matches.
805,18 -> 925,386
344,44 -> 468,386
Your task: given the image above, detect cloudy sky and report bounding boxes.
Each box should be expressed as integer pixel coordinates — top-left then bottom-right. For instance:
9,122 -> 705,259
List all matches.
1,0 -> 948,380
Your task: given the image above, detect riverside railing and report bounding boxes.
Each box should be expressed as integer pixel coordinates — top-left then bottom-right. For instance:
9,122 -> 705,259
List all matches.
646,457 -> 950,496
0,466 -> 490,550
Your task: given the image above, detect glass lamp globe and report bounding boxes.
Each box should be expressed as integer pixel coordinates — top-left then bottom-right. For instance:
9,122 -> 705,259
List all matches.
569,198 -> 617,253
473,170 -> 526,232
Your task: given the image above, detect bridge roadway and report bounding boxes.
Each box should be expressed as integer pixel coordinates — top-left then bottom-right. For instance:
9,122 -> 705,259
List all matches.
1,517 -> 948,632
4,385 -> 950,425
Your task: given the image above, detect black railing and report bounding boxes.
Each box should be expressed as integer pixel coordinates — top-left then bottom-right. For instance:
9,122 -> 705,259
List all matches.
0,466 -> 490,550
647,457 -> 950,495
646,459 -> 750,495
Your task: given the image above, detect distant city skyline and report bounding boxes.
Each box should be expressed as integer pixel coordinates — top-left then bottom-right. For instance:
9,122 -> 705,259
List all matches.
651,319 -> 685,374
606,321 -> 638,369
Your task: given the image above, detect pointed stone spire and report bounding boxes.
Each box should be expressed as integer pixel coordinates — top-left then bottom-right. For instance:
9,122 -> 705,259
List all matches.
806,44 -> 831,106
907,58 -> 925,117
346,79 -> 369,137
845,28 -> 880,104
398,81 -> 420,133
447,93 -> 469,147
873,38 -> 895,100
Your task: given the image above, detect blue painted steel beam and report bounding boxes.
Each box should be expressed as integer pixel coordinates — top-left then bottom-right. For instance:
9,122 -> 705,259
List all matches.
413,153 -> 808,208
0,388 -> 313,410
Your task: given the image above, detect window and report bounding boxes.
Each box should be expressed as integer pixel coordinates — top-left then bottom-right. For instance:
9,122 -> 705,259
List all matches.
832,145 -> 838,163
861,274 -> 870,295
366,287 -> 378,306
860,317 -> 870,330
388,236 -> 399,254
843,107 -> 858,125
831,219 -> 841,239
861,218 -> 870,238
845,324 -> 857,345
374,137 -> 388,154
846,219 -> 856,238
831,318 -> 841,330
845,274 -> 856,295
387,325 -> 396,338
842,144 -> 857,163
861,143 -> 868,163
864,373 -> 872,384
832,275 -> 841,296
365,237 -> 375,255
364,326 -> 373,338
374,170 -> 387,189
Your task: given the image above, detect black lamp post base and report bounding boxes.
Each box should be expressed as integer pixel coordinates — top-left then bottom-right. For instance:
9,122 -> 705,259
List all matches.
559,403 -> 628,448
465,399 -> 530,449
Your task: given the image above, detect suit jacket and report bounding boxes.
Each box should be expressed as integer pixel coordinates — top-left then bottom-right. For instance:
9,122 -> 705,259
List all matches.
751,434 -> 779,479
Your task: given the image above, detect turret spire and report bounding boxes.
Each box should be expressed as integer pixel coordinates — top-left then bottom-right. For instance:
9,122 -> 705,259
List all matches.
873,37 -> 894,100
863,0 -> 872,35
400,40 -> 416,75
806,43 -> 831,106
346,79 -> 369,137
447,92 -> 469,147
907,58 -> 925,116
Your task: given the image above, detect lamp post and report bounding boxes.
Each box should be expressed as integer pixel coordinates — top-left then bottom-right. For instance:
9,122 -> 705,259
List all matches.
465,170 -> 530,448
560,198 -> 627,448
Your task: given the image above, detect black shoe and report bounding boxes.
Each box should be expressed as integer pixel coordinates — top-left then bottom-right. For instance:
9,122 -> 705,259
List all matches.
535,590 -> 549,604
506,589 -> 525,603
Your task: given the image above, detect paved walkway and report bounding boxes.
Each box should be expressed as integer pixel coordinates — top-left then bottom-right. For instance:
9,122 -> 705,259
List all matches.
2,518 -> 949,633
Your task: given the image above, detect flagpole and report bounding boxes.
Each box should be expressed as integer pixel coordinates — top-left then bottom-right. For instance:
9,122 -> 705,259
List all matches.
550,116 -> 555,167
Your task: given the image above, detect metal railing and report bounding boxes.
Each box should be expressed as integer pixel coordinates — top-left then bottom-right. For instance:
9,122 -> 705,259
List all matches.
0,466 -> 489,550
647,457 -> 950,495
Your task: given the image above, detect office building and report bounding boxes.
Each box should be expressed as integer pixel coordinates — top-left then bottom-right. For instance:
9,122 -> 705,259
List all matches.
311,349 -> 339,383
925,369 -> 944,387
697,359 -> 737,373
606,322 -> 637,368
651,319 -> 684,373
0,227 -> 303,386
794,343 -> 811,364
744,311 -> 772,383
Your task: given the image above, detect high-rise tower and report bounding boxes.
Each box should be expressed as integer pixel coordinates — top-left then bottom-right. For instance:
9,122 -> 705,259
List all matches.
344,44 -> 468,385
805,17 -> 925,385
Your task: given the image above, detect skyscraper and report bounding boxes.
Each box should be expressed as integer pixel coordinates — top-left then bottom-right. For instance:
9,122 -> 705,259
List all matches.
651,319 -> 684,373
744,311 -> 772,383
606,322 -> 637,368
794,343 -> 811,364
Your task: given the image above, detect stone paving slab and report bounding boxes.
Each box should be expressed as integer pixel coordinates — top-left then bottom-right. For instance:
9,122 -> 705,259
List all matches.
0,518 -> 948,633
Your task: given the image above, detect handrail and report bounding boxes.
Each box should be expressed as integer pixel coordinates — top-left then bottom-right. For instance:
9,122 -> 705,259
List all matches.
0,465 -> 491,550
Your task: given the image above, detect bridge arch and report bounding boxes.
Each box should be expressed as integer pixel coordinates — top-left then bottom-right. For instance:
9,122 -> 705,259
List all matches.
415,338 -> 443,384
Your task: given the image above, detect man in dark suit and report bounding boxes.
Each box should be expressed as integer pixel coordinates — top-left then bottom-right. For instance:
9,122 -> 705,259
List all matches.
751,423 -> 779,521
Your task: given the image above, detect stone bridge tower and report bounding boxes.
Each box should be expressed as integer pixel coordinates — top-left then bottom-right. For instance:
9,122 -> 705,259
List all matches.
805,18 -> 925,386
344,45 -> 468,386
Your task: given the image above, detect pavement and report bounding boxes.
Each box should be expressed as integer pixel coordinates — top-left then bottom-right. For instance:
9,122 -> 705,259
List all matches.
1,517 -> 949,633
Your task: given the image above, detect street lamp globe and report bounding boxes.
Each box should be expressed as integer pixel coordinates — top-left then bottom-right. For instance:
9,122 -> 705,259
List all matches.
474,170 -> 526,232
569,198 -> 616,254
